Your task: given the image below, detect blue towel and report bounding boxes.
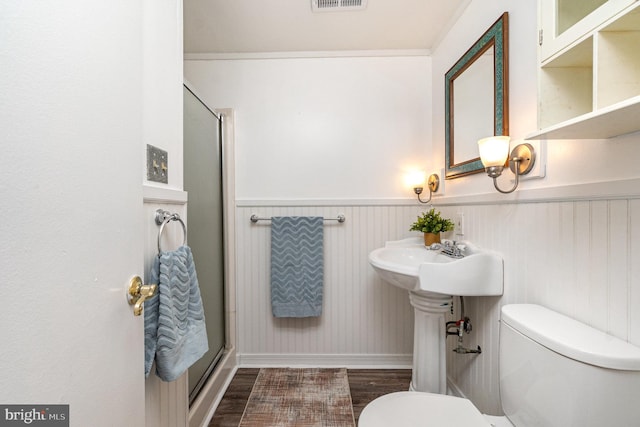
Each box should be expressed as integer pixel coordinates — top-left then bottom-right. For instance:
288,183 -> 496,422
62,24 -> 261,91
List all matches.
144,246 -> 208,381
270,216 -> 324,318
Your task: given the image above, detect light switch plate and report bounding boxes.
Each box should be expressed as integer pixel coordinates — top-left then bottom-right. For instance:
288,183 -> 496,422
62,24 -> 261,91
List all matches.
146,144 -> 168,184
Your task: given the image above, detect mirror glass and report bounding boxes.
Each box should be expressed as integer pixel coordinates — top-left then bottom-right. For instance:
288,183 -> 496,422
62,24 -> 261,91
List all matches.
445,13 -> 508,179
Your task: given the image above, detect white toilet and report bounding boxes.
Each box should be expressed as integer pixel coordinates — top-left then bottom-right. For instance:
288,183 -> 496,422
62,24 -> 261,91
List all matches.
359,304 -> 640,426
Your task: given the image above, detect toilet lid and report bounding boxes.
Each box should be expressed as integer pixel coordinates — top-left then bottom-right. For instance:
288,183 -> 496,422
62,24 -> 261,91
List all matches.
359,391 -> 492,427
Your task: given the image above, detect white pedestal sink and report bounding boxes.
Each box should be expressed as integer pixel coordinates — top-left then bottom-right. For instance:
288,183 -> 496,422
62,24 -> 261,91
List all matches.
369,237 -> 503,394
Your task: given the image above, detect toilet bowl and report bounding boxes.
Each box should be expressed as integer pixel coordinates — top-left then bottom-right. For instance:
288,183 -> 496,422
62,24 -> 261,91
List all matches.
358,391 -> 499,426
359,304 -> 640,427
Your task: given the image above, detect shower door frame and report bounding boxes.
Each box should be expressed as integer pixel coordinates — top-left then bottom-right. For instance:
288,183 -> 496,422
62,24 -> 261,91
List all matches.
183,82 -> 238,426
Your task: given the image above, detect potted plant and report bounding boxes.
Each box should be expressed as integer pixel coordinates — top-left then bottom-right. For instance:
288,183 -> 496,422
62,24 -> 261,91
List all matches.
409,208 -> 454,246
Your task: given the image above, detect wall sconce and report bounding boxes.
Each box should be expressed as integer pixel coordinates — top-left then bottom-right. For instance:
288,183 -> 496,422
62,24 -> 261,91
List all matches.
413,173 -> 440,204
478,136 -> 536,194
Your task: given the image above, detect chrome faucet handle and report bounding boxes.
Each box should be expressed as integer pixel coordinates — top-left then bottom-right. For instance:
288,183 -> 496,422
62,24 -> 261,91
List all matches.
441,239 -> 465,258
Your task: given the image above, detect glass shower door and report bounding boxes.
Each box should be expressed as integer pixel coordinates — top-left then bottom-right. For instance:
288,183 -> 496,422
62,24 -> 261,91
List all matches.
183,85 -> 226,402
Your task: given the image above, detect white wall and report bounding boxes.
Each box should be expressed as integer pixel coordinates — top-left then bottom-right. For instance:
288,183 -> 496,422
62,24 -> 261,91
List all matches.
143,0 -> 184,191
142,1 -> 189,426
184,56 -> 431,370
234,204 -> 416,367
185,56 -> 432,200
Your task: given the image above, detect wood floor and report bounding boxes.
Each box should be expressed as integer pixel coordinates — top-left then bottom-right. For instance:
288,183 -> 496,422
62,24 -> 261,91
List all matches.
208,368 -> 412,426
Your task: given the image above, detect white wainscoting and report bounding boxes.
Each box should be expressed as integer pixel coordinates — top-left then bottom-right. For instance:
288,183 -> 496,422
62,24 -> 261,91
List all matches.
144,189 -> 189,427
235,193 -> 640,415
444,197 -> 640,415
235,204 -> 425,367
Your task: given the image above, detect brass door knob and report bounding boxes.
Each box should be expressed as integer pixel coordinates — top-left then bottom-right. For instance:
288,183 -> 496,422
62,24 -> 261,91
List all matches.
127,276 -> 157,316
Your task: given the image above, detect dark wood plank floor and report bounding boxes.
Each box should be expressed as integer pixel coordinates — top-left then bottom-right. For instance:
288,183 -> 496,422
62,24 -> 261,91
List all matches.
208,368 -> 412,426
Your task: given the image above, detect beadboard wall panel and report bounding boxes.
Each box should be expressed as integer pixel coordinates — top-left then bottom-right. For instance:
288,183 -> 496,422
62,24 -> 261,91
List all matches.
235,196 -> 640,416
144,198 -> 188,427
443,198 -> 640,415
631,199 -> 640,346
235,205 -> 422,364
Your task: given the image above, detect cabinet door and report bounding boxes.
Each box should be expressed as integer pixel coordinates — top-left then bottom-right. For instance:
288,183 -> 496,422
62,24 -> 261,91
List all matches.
540,0 -> 637,61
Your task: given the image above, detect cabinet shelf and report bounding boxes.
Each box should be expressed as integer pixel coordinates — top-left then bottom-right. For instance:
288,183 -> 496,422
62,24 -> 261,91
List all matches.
533,0 -> 640,140
526,95 -> 640,139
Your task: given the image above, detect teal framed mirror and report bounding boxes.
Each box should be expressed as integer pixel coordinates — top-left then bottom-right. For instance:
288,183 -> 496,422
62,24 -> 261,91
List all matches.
445,12 -> 509,179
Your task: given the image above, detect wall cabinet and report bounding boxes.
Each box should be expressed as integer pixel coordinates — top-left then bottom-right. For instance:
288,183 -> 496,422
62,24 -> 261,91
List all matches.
528,0 -> 640,139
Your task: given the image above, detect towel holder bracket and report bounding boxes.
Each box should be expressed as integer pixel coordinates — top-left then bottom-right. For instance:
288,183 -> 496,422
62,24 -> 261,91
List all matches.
155,209 -> 174,225
155,209 -> 187,254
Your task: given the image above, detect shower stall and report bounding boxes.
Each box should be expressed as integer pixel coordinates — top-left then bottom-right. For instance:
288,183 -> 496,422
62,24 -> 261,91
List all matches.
183,84 -> 226,403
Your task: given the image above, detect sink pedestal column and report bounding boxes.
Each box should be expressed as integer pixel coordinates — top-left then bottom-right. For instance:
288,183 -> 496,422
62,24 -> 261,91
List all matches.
408,291 -> 453,394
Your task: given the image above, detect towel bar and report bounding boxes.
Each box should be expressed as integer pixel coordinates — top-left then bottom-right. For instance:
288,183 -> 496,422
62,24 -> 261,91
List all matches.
250,214 -> 346,223
155,209 -> 187,253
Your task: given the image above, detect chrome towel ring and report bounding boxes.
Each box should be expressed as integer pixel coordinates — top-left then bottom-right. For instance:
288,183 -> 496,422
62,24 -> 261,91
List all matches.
155,209 -> 187,254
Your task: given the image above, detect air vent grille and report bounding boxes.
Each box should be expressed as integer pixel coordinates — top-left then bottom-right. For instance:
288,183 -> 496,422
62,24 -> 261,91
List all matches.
312,0 -> 367,12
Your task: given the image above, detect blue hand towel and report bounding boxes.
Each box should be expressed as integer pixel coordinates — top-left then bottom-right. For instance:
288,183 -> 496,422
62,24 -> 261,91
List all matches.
144,245 -> 208,381
270,216 -> 324,318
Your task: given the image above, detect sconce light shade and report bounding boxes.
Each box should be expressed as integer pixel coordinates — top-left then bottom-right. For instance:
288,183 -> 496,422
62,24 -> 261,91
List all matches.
477,136 -> 536,194
478,136 -> 510,168
405,170 -> 427,188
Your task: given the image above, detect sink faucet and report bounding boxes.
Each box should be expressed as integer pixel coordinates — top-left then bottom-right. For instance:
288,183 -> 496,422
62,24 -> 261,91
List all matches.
441,240 -> 465,258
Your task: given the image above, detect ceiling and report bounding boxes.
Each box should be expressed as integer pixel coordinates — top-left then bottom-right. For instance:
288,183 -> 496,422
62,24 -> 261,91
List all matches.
183,0 -> 469,55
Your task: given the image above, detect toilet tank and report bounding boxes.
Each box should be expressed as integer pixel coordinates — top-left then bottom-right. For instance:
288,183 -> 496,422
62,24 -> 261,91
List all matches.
499,304 -> 640,427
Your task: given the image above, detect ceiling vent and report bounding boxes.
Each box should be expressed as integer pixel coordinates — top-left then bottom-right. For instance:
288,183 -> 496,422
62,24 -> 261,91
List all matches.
312,0 -> 368,12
